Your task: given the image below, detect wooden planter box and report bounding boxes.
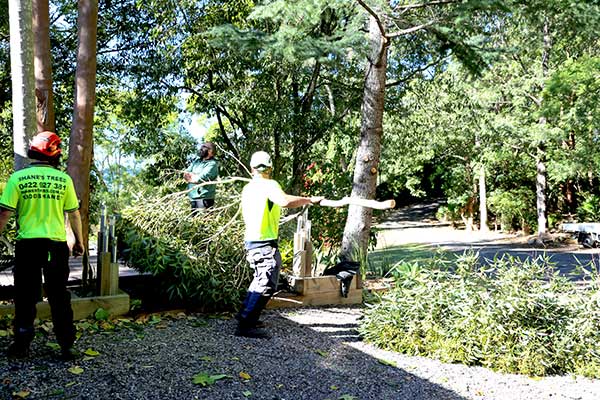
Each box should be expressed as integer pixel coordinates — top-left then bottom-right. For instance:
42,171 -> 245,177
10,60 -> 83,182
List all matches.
0,290 -> 130,321
0,259 -> 129,320
266,210 -> 363,309
267,275 -> 362,309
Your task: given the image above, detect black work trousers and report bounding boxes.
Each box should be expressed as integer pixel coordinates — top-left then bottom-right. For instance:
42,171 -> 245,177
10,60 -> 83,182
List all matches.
13,239 -> 75,349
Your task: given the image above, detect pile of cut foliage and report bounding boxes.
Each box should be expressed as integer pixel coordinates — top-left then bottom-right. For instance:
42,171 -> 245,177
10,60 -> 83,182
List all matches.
360,252 -> 600,378
117,185 -> 250,311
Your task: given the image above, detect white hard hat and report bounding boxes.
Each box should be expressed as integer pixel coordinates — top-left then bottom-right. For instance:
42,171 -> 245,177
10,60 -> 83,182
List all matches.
250,151 -> 272,170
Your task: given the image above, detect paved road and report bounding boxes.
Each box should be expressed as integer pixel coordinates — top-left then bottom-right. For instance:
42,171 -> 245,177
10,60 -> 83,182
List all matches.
373,202 -> 600,279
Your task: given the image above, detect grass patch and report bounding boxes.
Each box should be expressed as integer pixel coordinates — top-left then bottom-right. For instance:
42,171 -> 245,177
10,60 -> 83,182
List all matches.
367,244 -> 452,278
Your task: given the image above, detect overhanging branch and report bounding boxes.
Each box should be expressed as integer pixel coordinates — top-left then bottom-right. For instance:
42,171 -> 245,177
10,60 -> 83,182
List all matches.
394,0 -> 459,13
356,0 -> 388,41
385,55 -> 448,87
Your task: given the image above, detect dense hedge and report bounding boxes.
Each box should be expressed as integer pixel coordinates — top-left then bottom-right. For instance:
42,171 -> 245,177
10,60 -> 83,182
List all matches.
117,187 -> 251,311
360,253 -> 600,378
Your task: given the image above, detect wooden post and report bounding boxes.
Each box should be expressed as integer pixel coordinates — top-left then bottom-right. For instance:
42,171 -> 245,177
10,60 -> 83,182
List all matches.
99,252 -> 118,296
293,210 -> 313,278
303,239 -> 313,277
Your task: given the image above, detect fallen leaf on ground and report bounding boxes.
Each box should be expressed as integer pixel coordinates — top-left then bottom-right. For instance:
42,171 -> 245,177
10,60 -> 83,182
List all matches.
377,358 -> 397,367
68,366 -> 84,375
12,390 -> 30,398
45,342 -> 60,350
83,348 -> 100,357
315,349 -> 328,357
192,372 -> 230,387
239,371 -> 252,380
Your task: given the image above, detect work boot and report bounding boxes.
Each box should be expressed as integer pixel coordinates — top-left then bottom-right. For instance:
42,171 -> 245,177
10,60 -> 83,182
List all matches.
59,347 -> 80,361
235,313 -> 266,328
234,325 -> 270,339
7,342 -> 30,359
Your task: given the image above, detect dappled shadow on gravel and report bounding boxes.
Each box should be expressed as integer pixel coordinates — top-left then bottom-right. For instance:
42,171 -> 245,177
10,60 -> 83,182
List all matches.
0,308 -> 465,400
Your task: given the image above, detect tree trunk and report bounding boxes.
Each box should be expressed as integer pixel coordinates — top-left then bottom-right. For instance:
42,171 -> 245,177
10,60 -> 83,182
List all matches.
67,0 -> 98,274
535,146 -> 547,234
479,164 -> 488,231
8,0 -> 37,170
340,15 -> 388,261
536,17 -> 551,236
32,0 -> 55,132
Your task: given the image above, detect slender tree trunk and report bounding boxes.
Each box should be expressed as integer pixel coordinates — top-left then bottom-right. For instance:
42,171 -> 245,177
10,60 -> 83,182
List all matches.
32,0 -> 55,132
67,0 -> 98,272
8,0 -> 37,170
340,15 -> 388,261
535,145 -> 547,234
479,165 -> 488,231
536,17 -> 551,235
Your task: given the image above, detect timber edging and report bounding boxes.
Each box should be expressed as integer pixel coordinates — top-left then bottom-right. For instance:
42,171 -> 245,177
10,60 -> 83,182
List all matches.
0,290 -> 130,321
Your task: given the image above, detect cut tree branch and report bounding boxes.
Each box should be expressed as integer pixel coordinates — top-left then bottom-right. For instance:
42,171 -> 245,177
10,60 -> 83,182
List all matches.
388,20 -> 436,38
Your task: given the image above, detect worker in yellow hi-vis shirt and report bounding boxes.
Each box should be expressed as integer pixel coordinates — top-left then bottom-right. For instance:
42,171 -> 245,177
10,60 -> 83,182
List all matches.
235,151 -> 322,338
0,131 -> 84,360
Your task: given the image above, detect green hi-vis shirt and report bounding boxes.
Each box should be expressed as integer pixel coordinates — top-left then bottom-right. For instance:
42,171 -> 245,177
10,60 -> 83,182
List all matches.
186,158 -> 219,200
0,163 -> 79,241
241,176 -> 286,242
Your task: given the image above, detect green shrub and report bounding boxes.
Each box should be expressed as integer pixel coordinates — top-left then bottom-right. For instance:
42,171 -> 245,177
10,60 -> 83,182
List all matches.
577,193 -> 600,222
360,252 -> 600,377
488,188 -> 535,232
117,185 -> 251,311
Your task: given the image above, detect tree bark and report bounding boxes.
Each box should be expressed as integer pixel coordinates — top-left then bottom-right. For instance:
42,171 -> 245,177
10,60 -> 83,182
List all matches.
340,15 -> 388,261
32,0 -> 55,132
67,0 -> 98,270
8,0 -> 37,170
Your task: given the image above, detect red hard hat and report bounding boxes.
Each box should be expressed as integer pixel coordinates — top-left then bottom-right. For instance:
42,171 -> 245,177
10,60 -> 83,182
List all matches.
30,131 -> 61,157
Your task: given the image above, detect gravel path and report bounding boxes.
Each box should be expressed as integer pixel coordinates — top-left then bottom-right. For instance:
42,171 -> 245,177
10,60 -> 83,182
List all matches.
2,306 -> 599,400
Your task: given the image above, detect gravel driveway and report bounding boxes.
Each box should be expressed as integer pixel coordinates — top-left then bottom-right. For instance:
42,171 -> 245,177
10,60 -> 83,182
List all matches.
1,306 -> 599,400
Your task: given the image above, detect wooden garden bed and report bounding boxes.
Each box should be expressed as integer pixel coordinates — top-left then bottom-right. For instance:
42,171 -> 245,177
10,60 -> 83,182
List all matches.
0,290 -> 130,320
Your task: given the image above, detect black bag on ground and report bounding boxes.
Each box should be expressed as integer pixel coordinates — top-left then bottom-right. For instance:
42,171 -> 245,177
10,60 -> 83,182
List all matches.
322,261 -> 360,298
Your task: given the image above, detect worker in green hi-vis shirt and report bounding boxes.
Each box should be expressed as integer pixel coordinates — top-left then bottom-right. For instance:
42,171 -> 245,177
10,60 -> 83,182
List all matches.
184,142 -> 219,211
0,132 -> 84,360
235,151 -> 322,339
